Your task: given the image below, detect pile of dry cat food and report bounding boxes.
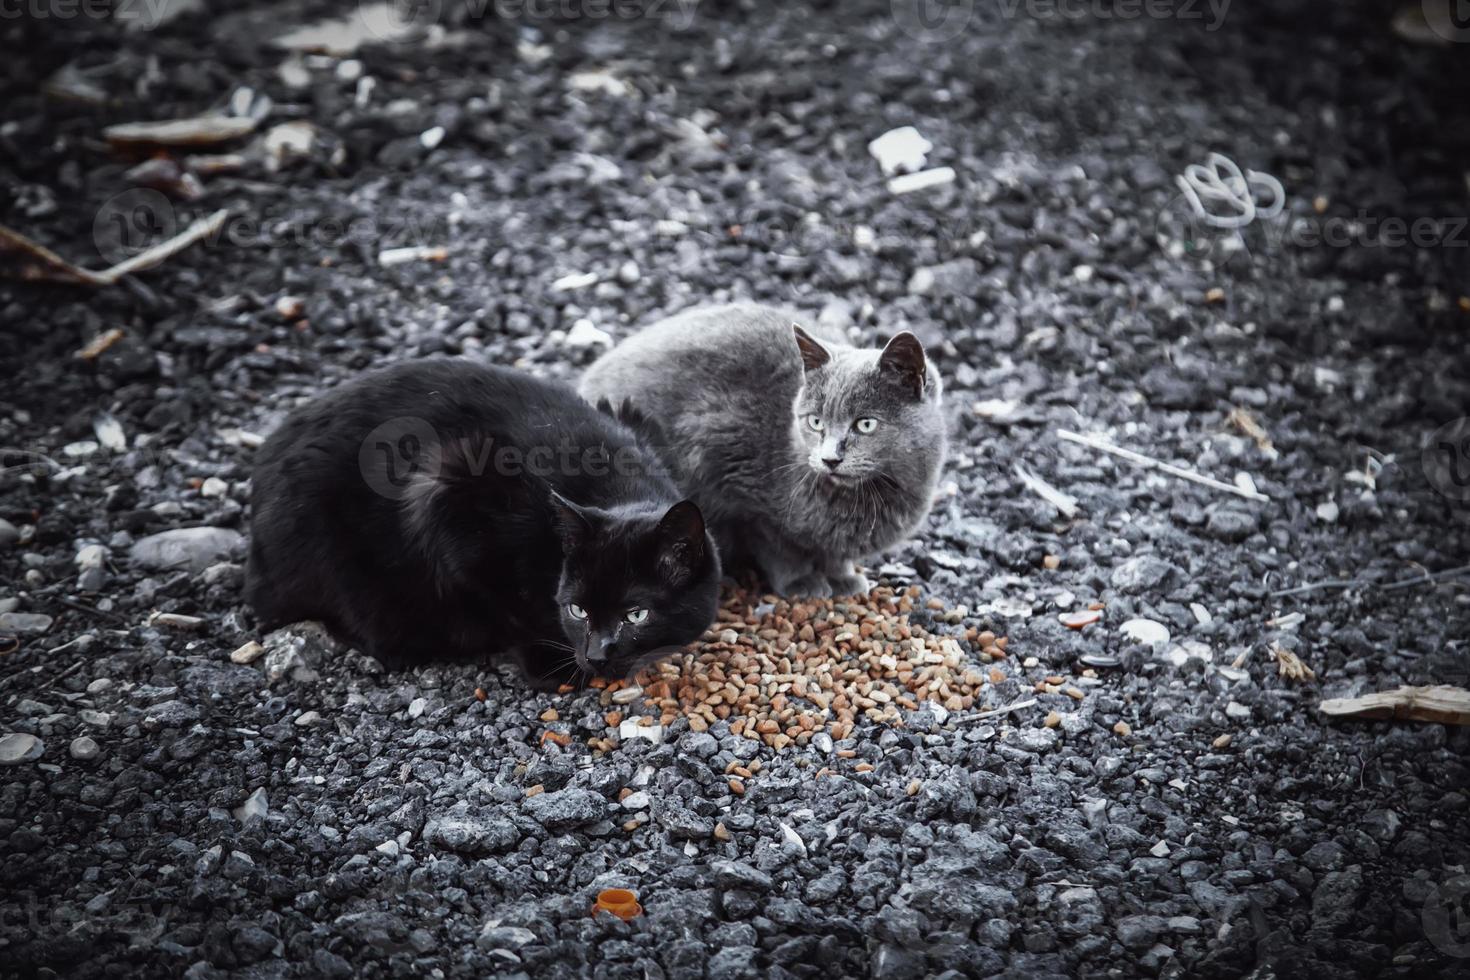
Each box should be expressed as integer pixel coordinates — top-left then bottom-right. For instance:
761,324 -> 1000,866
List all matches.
582,585 -> 1011,753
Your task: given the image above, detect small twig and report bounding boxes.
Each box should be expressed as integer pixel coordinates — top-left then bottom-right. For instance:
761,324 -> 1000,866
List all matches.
1056,429 -> 1269,503
49,660 -> 86,688
1270,563 -> 1470,598
52,596 -> 127,624
954,697 -> 1038,725
1013,462 -> 1079,518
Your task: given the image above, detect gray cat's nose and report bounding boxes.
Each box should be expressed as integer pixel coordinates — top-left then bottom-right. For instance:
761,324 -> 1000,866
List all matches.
822,456 -> 843,471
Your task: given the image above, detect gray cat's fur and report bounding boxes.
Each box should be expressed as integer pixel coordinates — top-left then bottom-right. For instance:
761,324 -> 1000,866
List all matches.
579,303 -> 946,597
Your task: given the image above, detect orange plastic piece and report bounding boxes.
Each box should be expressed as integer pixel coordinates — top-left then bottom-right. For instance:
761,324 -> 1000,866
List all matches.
593,888 -> 642,921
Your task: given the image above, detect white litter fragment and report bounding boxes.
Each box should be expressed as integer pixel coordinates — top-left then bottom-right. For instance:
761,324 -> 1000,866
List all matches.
550,271 -> 599,292
568,69 -> 630,97
1120,618 -> 1171,647
973,399 -> 1018,420
378,245 -> 448,266
779,822 -> 808,857
1190,602 -> 1212,625
272,3 -> 422,55
565,320 -> 613,348
1234,472 -> 1259,497
887,166 -> 956,195
1267,611 -> 1305,631
419,126 -> 445,150
867,126 -> 932,176
990,597 -> 1034,619
1315,500 -> 1340,523
93,413 -> 126,452
618,720 -> 663,744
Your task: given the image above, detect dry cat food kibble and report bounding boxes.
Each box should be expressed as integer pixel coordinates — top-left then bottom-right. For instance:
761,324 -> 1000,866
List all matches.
584,586 -> 1008,752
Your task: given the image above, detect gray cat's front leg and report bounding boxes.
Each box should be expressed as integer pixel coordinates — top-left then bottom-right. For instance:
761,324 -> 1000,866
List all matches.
781,571 -> 835,598
762,553 -> 833,598
827,562 -> 871,598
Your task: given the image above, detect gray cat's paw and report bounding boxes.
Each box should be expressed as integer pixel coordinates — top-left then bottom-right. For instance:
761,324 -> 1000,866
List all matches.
828,568 -> 871,598
781,572 -> 834,599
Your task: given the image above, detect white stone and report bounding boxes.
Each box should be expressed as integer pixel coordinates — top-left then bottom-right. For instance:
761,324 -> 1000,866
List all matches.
1120,618 -> 1170,647
550,271 -> 599,292
565,320 -> 613,348
1315,500 -> 1339,523
200,477 -> 229,498
93,413 -> 127,452
233,787 -> 268,824
1163,640 -> 1212,667
76,544 -> 108,569
230,641 -> 264,665
1190,603 -> 1212,625
621,791 -> 651,811
69,736 -> 100,761
375,839 -> 400,857
64,440 -> 99,458
294,710 -> 323,727
407,697 -> 428,719
1225,701 -> 1250,719
420,125 -> 445,149
0,733 -> 43,765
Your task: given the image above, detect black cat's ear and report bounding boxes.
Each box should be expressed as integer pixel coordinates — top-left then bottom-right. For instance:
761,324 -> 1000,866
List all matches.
878,331 -> 927,398
655,500 -> 707,586
549,489 -> 593,553
792,324 -> 831,372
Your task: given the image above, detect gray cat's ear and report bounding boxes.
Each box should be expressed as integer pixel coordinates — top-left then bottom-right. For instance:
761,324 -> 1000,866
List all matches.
549,489 -> 593,553
655,500 -> 707,585
878,331 -> 927,398
792,324 -> 831,372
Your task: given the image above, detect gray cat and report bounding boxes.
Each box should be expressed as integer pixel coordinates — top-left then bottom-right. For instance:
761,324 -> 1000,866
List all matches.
579,303 -> 946,597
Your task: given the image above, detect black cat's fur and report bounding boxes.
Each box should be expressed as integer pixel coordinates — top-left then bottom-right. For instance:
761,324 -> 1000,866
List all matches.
245,359 -> 720,689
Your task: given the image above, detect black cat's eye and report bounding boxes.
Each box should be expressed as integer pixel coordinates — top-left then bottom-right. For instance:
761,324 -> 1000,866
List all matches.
624,608 -> 649,624
567,604 -> 588,620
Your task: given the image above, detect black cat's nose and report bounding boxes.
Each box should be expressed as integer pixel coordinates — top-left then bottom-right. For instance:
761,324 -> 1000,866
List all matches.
822,456 -> 843,471
588,637 -> 618,663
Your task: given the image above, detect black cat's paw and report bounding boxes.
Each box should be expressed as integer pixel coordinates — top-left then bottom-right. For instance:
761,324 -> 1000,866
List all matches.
510,647 -> 585,692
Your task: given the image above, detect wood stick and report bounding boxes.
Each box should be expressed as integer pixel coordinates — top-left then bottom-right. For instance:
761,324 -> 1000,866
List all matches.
1056,429 -> 1270,502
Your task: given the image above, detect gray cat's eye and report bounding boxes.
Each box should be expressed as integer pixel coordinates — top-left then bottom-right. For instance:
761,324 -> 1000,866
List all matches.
854,417 -> 879,434
568,604 -> 588,619
806,415 -> 825,431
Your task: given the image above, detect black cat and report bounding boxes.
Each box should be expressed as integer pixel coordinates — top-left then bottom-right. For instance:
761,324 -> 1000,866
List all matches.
245,359 -> 721,690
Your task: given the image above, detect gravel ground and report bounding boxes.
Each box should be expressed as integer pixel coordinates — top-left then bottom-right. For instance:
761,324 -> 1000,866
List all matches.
3,2 -> 1470,977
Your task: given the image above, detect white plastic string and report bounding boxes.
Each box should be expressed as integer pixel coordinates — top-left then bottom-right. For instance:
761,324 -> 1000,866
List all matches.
1175,152 -> 1285,230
